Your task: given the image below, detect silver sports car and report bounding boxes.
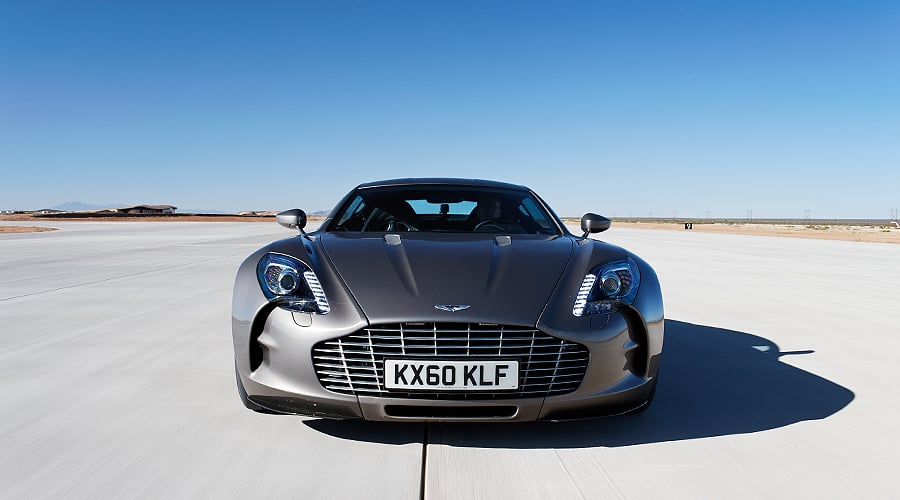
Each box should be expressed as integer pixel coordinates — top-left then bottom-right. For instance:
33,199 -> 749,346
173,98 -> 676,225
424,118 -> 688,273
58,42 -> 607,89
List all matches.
232,178 -> 663,421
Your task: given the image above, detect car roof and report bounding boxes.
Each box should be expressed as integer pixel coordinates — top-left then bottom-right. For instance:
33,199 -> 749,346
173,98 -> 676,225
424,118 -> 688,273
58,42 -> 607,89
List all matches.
356,178 -> 531,191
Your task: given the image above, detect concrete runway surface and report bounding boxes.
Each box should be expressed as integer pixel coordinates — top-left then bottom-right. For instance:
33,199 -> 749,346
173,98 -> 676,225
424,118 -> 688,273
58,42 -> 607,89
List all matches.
1,221 -> 897,499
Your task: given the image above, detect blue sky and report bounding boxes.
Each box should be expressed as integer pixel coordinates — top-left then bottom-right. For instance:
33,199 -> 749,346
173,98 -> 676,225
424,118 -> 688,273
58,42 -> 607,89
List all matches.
2,1 -> 898,218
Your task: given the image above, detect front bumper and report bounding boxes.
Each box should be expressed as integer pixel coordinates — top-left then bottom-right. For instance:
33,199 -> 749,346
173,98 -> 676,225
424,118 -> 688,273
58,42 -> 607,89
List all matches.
241,369 -> 657,422
235,306 -> 661,422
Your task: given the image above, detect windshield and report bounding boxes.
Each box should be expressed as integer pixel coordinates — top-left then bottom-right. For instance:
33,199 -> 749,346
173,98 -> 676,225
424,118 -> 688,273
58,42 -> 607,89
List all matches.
327,186 -> 562,235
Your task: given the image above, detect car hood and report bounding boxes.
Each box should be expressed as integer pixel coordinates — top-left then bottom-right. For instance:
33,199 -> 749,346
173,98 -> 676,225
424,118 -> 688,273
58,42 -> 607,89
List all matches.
319,233 -> 574,325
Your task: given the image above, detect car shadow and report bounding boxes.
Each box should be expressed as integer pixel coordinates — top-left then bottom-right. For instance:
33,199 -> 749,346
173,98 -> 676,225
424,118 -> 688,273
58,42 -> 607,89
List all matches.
304,319 -> 855,448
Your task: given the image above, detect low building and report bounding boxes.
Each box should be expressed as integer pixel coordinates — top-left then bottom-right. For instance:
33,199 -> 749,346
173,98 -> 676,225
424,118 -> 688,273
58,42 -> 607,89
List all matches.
113,205 -> 177,215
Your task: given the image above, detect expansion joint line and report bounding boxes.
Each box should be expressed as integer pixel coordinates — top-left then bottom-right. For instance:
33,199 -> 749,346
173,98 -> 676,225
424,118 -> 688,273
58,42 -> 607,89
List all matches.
419,423 -> 429,500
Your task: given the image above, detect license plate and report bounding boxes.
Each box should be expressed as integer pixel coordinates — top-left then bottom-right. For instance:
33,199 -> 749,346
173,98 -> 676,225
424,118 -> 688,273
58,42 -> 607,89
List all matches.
384,360 -> 519,391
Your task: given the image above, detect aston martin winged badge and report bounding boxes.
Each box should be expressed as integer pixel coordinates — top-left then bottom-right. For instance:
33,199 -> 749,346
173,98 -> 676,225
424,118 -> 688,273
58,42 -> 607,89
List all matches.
434,305 -> 471,312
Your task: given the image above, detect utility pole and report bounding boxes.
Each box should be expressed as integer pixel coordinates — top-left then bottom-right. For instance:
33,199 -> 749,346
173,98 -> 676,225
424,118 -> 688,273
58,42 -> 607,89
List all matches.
747,209 -> 752,222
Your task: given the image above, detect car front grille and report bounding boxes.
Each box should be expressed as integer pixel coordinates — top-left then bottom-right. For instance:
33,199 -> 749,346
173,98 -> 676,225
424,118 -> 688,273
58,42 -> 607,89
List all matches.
311,323 -> 590,400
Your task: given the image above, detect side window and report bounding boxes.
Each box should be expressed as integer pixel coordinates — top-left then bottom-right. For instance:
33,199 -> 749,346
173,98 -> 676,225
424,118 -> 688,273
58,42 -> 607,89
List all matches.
334,196 -> 367,230
519,198 -> 555,233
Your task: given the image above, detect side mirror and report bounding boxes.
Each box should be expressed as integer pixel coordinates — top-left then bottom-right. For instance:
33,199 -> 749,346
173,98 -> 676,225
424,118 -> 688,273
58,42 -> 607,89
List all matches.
580,213 -> 611,236
276,209 -> 307,231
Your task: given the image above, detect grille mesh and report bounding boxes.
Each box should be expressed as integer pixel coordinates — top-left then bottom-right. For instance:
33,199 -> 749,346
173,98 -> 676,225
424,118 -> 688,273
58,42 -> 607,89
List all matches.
312,323 -> 589,400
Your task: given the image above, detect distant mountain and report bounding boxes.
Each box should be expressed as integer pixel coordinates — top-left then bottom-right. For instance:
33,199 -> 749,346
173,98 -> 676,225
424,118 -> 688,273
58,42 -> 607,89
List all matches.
47,202 -> 319,215
52,201 -> 125,212
52,201 -> 222,213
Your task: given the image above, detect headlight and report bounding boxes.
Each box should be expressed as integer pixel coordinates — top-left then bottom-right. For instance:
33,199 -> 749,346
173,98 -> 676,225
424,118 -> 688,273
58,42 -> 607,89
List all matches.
257,253 -> 330,314
572,258 -> 640,316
